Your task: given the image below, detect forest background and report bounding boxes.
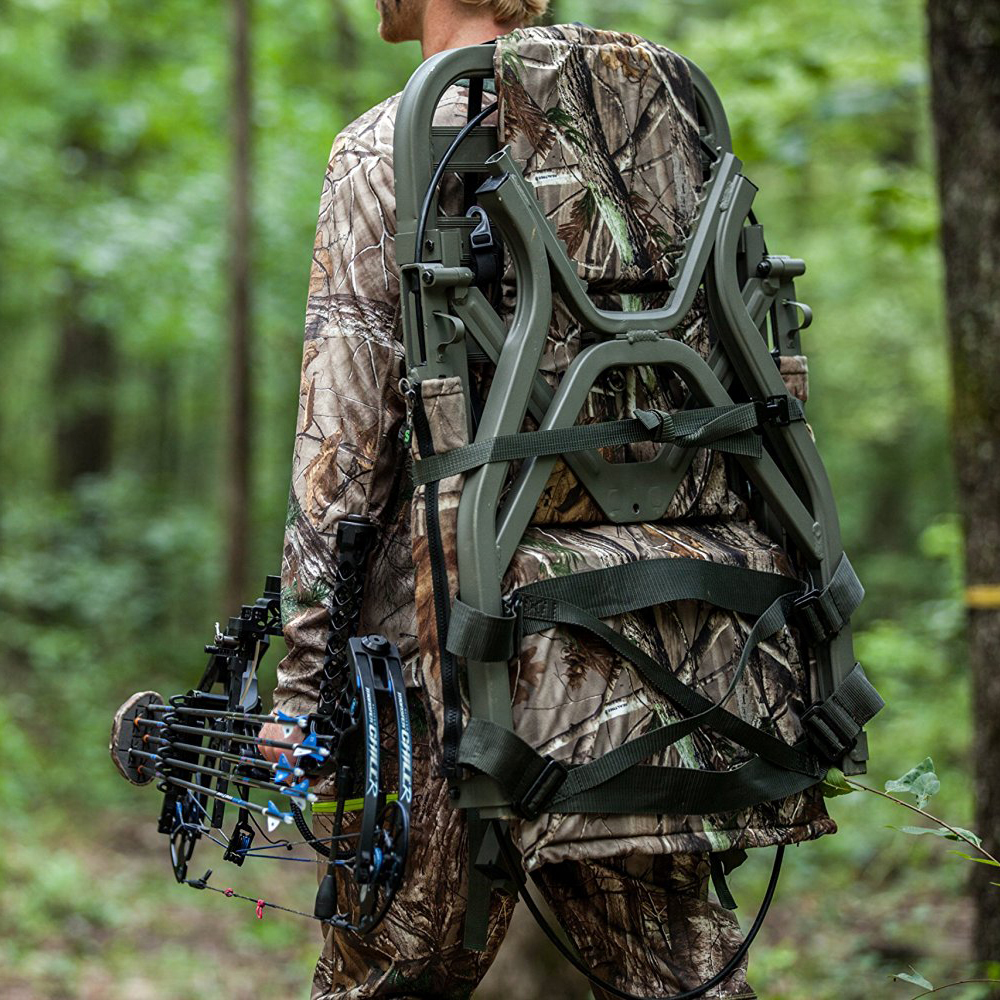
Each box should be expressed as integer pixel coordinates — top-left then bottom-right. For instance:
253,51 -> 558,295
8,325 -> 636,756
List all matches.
0,0 -> 983,997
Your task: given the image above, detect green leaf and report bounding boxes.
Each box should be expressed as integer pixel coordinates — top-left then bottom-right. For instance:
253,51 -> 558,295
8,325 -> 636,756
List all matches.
894,970 -> 933,990
885,758 -> 941,809
894,824 -> 982,847
821,767 -> 855,798
950,851 -> 1000,866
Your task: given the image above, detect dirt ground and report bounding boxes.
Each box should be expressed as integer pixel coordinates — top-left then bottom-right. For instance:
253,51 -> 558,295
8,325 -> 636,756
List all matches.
0,810 -> 982,1000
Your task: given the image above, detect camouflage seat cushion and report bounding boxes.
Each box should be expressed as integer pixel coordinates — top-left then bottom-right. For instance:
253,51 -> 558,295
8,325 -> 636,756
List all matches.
496,24 -> 704,294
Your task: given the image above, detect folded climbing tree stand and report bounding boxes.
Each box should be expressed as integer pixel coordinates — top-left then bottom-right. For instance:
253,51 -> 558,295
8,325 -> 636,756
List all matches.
394,36 -> 883,979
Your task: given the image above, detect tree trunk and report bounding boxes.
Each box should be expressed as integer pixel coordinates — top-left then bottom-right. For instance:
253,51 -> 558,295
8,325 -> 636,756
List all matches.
927,0 -> 1000,979
52,25 -> 118,492
331,0 -> 358,69
52,284 -> 116,490
225,0 -> 253,612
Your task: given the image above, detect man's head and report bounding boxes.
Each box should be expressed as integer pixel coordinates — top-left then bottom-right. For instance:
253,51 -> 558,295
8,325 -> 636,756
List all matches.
376,0 -> 550,47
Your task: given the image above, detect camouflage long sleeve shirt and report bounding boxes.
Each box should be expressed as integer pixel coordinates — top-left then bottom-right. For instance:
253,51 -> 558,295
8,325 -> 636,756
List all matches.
275,92 -> 465,716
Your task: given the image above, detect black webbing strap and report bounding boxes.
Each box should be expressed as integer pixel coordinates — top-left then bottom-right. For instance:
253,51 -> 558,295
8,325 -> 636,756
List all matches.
446,598 -> 518,662
710,854 -> 739,910
458,721 -> 568,820
458,582 -> 821,817
411,402 -> 775,486
453,551 -> 875,816
553,754 -> 823,815
793,554 -> 864,645
458,716 -> 823,817
446,556 -> 801,664
517,556 -> 802,631
802,661 -> 884,761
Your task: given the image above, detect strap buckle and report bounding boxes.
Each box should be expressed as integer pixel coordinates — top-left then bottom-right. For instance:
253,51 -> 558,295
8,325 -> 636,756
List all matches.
801,700 -> 859,762
466,206 -> 501,288
800,662 -> 883,762
467,206 -> 495,250
754,394 -> 794,428
515,756 -> 567,820
793,588 -> 841,644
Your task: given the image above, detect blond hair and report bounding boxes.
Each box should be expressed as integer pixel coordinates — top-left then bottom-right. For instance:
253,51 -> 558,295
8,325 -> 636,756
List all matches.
456,0 -> 550,24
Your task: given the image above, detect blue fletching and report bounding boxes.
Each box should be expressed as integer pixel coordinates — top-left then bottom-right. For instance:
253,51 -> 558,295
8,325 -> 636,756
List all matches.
300,732 -> 319,749
276,710 -> 297,723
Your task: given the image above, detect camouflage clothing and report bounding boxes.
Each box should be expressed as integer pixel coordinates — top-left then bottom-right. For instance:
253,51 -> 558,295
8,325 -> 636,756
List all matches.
277,22 -> 831,998
310,694 -> 755,1000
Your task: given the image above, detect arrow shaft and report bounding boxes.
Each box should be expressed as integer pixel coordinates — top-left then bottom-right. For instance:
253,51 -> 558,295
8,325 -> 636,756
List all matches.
131,749 -> 315,801
161,721 -> 327,756
147,703 -> 301,727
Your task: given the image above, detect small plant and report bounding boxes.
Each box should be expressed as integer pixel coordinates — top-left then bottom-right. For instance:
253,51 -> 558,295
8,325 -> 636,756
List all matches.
824,758 -> 1000,997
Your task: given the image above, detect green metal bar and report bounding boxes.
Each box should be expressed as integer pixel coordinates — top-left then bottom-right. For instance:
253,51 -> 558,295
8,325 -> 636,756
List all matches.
495,337 -> 822,569
706,174 -> 867,773
683,57 -> 733,154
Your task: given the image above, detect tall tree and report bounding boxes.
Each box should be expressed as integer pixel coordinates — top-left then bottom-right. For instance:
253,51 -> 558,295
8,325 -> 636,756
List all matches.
927,0 -> 1000,975
52,22 -> 119,491
225,0 -> 253,611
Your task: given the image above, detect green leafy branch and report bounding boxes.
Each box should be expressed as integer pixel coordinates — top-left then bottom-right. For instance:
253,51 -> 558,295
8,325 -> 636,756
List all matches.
823,757 -> 998,868
893,971 -> 1000,996
823,758 -> 1000,997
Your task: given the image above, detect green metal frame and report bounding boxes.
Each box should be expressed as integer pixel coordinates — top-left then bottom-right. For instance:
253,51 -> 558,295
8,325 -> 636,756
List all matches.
394,42 -> 870,831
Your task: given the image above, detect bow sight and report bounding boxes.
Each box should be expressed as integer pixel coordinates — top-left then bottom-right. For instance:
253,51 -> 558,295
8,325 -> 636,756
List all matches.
110,515 -> 412,935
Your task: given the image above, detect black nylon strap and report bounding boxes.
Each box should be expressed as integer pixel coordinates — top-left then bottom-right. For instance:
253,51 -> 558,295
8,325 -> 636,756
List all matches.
458,720 -> 567,819
710,854 -> 739,910
802,662 -> 884,761
553,753 -> 823,815
458,717 -> 823,818
517,556 -> 802,632
457,559 -> 824,819
537,594 -> 818,774
446,598 -> 518,662
412,403 -> 768,486
794,554 -> 865,645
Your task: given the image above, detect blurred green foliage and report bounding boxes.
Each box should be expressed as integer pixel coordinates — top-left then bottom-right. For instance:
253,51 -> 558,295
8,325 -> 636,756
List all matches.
0,0 -> 975,997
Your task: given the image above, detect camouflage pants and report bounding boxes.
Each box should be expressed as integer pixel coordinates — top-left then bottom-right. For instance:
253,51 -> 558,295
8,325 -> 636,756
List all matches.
311,694 -> 755,1000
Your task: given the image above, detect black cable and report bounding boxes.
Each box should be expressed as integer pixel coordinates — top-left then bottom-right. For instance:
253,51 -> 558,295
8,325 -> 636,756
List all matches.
414,101 -> 497,267
497,831 -> 784,1000
291,802 -> 330,857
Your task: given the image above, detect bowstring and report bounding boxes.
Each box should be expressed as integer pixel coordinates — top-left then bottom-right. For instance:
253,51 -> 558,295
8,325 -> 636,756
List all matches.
181,789 -> 353,864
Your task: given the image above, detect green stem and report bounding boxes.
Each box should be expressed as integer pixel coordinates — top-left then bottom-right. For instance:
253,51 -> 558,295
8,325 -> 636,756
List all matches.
906,979 -> 1000,997
846,778 -> 1000,866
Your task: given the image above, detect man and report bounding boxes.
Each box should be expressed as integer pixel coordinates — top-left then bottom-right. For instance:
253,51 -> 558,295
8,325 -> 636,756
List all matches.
262,3 -> 822,997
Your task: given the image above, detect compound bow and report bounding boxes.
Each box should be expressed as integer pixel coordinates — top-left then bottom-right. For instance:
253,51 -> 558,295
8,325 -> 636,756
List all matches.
110,515 -> 412,934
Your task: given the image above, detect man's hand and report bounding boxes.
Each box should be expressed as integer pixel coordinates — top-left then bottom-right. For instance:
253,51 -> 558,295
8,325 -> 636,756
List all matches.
257,721 -> 304,768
